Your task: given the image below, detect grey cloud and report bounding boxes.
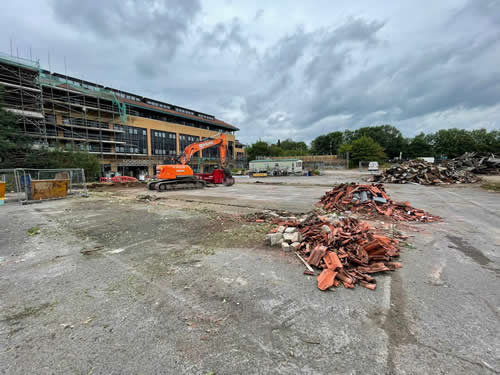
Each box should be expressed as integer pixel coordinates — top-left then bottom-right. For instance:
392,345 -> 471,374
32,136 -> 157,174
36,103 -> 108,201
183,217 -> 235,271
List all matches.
198,18 -> 254,53
451,0 -> 500,28
237,4 -> 500,142
51,0 -> 201,60
135,55 -> 160,79
261,27 -> 310,75
324,17 -> 384,45
246,17 -> 386,130
304,18 -> 385,92
254,9 -> 264,21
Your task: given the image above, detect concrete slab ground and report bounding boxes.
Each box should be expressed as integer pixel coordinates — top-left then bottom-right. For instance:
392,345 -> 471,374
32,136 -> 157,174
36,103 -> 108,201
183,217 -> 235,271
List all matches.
0,175 -> 499,374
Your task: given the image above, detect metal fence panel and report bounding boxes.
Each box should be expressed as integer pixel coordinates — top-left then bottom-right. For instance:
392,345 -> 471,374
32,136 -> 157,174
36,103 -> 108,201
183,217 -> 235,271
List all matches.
1,168 -> 88,205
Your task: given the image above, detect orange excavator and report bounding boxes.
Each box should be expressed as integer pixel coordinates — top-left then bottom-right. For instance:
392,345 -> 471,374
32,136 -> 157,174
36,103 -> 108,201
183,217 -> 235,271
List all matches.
148,133 -> 234,191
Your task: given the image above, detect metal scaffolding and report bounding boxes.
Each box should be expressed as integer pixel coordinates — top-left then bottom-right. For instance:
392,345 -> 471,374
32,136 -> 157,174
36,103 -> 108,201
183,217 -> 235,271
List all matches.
0,52 -> 47,143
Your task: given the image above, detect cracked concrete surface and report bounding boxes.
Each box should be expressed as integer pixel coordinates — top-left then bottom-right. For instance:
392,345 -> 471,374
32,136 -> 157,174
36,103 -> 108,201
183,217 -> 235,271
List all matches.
0,175 -> 499,374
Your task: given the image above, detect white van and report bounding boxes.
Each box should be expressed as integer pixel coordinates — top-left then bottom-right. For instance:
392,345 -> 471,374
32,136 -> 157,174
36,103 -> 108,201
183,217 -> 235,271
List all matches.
368,161 -> 379,172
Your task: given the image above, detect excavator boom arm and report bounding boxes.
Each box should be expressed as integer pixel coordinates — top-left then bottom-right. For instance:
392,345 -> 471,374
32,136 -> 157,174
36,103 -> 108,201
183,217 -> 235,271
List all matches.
179,133 -> 228,167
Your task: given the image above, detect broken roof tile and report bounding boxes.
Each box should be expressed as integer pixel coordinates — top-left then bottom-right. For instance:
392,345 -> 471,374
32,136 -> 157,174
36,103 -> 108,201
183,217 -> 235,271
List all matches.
317,269 -> 337,291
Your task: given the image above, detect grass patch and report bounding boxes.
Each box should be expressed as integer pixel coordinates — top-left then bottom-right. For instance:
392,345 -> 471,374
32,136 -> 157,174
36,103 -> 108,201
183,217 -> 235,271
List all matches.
481,182 -> 500,192
203,222 -> 273,249
27,227 -> 40,236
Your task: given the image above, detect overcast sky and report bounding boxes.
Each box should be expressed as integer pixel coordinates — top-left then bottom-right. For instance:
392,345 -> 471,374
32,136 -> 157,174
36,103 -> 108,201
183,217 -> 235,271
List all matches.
3,0 -> 500,143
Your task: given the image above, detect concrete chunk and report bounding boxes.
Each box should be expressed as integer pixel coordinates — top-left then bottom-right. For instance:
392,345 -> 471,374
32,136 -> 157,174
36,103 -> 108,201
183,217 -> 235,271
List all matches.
284,231 -> 302,243
281,242 -> 290,251
277,226 -> 286,233
321,225 -> 331,233
290,242 -> 301,251
285,227 -> 297,233
266,233 -> 283,247
372,196 -> 387,204
360,191 -> 369,202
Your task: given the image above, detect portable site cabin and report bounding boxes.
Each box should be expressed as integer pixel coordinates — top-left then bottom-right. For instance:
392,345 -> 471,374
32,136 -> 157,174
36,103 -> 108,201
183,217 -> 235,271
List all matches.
249,159 -> 303,175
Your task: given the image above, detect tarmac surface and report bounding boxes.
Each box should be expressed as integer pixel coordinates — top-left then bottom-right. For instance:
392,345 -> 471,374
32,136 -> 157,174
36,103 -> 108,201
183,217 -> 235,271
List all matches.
1,172 -> 499,374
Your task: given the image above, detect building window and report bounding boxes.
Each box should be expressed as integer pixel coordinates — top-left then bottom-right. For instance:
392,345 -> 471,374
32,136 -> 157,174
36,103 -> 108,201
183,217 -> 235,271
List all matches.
228,141 -> 234,160
114,124 -> 147,154
151,130 -> 177,156
179,134 -> 199,155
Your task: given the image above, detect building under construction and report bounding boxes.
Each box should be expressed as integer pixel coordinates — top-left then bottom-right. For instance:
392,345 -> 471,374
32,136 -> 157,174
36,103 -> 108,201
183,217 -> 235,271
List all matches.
0,53 -> 246,177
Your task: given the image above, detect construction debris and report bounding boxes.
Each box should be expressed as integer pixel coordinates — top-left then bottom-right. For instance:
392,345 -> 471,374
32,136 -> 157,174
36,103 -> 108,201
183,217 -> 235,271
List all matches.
266,226 -> 302,250
370,160 -> 480,185
443,152 -> 500,175
318,183 -> 440,222
263,183 -> 442,291
136,193 -> 161,201
246,209 -> 299,222
269,214 -> 402,291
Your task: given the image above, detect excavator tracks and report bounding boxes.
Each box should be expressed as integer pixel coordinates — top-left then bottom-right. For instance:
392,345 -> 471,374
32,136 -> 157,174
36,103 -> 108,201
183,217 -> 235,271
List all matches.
148,178 -> 206,192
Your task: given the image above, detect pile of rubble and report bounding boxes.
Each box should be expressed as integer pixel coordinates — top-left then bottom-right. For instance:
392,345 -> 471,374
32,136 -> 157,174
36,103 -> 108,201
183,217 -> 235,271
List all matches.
370,160 -> 479,185
319,183 -> 440,222
443,152 -> 500,175
266,224 -> 303,251
136,193 -> 161,202
266,214 -> 402,291
245,210 -> 300,223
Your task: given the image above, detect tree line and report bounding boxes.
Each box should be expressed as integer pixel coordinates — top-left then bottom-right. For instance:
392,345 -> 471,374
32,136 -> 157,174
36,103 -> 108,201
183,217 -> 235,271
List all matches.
245,125 -> 500,163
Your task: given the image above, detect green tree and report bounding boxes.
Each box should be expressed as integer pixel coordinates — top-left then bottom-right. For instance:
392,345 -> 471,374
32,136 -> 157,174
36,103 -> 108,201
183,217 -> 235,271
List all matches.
406,132 -> 433,158
311,131 -> 343,154
245,140 -> 271,161
342,130 -> 356,144
269,143 -> 284,156
246,139 -> 310,160
470,129 -> 500,153
432,128 -> 476,158
352,125 -> 405,158
338,143 -> 352,154
311,135 -> 328,154
279,139 -> 309,156
348,136 -> 386,164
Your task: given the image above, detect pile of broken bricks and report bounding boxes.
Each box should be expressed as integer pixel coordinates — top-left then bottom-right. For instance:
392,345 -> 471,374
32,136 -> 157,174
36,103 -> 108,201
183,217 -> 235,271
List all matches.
265,183 -> 441,292
319,183 -> 441,222
267,214 -> 402,291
